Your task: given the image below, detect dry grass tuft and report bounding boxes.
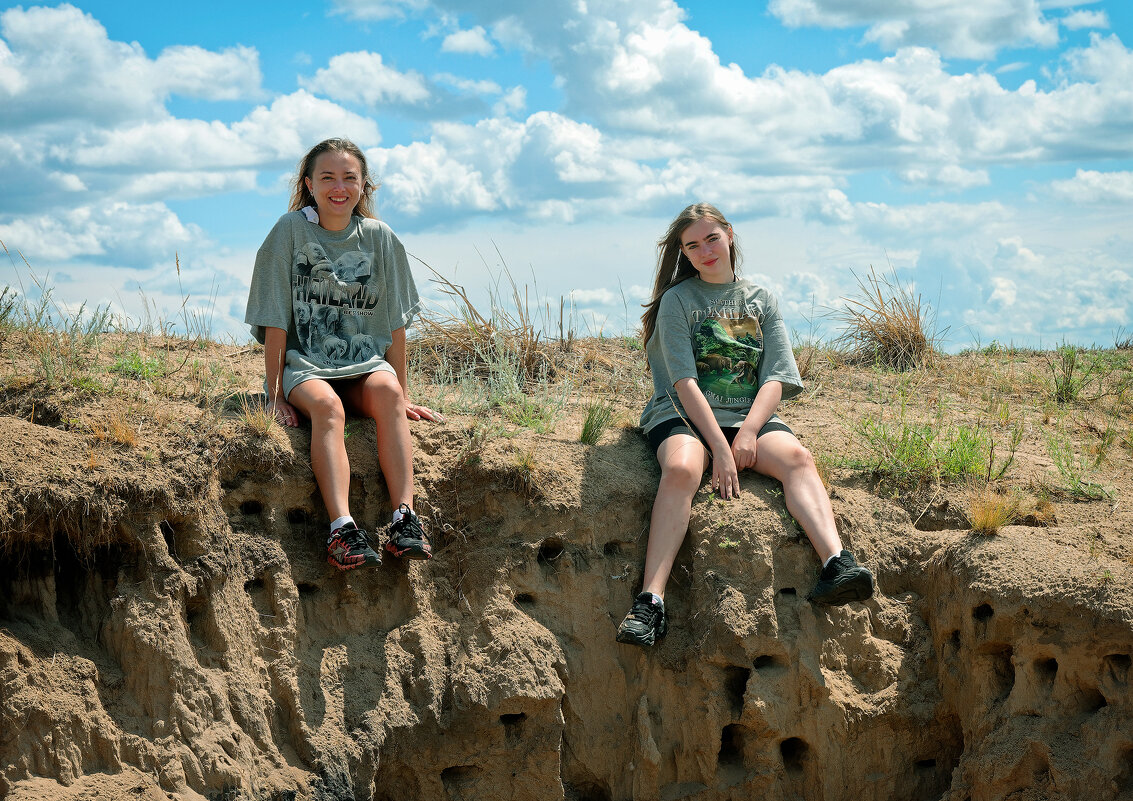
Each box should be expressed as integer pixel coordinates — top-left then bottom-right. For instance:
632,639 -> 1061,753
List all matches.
412,267 -> 560,385
968,487 -> 1021,535
90,413 -> 137,447
238,393 -> 277,436
831,267 -> 944,371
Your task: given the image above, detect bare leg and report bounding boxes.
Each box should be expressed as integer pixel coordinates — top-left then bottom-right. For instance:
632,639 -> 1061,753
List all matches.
340,369 -> 413,510
641,434 -> 711,599
287,379 -> 351,520
752,431 -> 842,563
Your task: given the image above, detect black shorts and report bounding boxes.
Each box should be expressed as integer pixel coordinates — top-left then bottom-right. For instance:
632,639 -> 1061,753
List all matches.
646,416 -> 793,455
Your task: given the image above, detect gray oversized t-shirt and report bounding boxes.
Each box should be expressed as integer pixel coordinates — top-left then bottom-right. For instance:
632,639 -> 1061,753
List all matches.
640,276 -> 803,434
245,211 -> 421,399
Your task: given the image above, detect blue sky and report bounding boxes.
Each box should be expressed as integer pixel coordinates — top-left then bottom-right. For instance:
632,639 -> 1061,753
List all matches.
1,0 -> 1131,348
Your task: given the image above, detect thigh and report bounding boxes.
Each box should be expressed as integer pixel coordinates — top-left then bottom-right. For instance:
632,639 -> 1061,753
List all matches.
337,369 -> 401,418
751,430 -> 810,481
657,432 -> 711,478
286,377 -> 345,420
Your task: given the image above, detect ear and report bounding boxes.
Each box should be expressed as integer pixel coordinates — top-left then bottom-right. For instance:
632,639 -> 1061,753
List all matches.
304,176 -> 313,196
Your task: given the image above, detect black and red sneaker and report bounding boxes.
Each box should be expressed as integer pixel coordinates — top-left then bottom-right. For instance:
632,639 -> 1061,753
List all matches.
327,522 -> 382,570
384,504 -> 432,560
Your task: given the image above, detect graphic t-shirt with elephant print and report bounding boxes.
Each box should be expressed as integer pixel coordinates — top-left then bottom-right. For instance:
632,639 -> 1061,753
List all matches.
640,276 -> 804,435
245,211 -> 421,399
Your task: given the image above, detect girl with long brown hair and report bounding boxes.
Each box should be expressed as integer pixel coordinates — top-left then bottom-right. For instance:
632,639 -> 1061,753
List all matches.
617,203 -> 874,647
245,138 -> 440,571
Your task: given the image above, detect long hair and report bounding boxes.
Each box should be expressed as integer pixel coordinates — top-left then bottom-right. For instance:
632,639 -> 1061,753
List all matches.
288,138 -> 379,220
640,202 -> 742,346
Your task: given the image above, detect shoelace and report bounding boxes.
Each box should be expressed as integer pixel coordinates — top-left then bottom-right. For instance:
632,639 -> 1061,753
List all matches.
392,512 -> 425,541
339,527 -> 371,548
629,598 -> 661,623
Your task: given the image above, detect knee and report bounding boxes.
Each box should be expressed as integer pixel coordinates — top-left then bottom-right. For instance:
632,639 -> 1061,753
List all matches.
309,394 -> 346,429
660,459 -> 703,494
366,373 -> 405,415
784,443 -> 816,474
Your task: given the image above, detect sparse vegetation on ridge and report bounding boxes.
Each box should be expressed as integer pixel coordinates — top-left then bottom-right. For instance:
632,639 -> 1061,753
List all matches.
0,249 -> 1130,555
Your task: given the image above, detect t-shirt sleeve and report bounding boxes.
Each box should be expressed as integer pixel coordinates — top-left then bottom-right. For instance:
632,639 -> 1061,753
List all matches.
757,291 -> 804,400
380,226 -> 422,331
245,216 -> 294,344
655,291 -> 698,386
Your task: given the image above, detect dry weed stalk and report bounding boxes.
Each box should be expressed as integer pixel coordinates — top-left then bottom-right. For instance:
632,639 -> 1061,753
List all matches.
831,266 -> 944,371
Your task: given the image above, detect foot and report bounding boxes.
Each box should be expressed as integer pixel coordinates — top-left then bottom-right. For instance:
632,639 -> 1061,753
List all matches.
327,522 -> 382,570
807,550 -> 874,605
385,504 -> 433,560
616,592 -> 667,647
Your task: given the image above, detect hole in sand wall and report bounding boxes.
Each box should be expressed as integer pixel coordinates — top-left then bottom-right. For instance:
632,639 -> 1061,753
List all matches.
718,724 -> 749,769
1079,686 -> 1107,713
753,655 -> 782,670
514,593 -> 535,606
240,500 -> 263,516
602,541 -> 622,557
972,603 -> 994,622
1117,747 -> 1133,791
1104,653 -> 1131,684
914,758 -> 937,771
780,737 -> 808,776
538,538 -> 565,568
500,712 -> 526,745
777,587 -> 796,596
980,644 -> 1015,703
1034,657 -> 1058,689
440,764 -> 481,792
562,782 -> 612,801
723,666 -> 750,718
160,520 -> 178,560
287,508 -> 310,524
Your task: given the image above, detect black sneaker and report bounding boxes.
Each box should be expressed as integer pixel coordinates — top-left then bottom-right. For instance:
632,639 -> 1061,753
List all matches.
385,504 -> 432,560
807,550 -> 874,605
616,592 -> 667,647
327,522 -> 382,570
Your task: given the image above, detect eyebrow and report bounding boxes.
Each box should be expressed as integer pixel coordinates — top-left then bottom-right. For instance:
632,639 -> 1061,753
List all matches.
682,232 -> 719,247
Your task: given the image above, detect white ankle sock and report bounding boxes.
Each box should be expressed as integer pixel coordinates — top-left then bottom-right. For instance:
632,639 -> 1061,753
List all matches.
823,552 -> 841,568
330,515 -> 354,534
392,507 -> 409,524
650,593 -> 664,606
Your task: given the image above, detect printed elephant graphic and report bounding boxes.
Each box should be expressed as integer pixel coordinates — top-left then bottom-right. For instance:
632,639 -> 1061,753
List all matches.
295,242 -> 331,278
339,312 -> 379,363
696,352 -> 734,375
310,251 -> 372,304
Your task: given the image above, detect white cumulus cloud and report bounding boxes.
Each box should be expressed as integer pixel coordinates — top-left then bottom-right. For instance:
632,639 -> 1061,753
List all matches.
301,51 -> 430,107
1049,170 -> 1133,204
767,0 -> 1061,59
1061,9 -> 1109,30
442,26 -> 494,56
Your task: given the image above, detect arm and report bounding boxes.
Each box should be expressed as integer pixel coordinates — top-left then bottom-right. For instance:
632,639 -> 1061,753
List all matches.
385,327 -> 443,422
264,326 -> 300,427
731,380 -> 782,470
674,377 -> 741,500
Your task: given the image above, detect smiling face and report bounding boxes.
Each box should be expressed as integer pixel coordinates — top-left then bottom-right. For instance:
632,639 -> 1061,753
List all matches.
304,150 -> 364,231
679,216 -> 734,283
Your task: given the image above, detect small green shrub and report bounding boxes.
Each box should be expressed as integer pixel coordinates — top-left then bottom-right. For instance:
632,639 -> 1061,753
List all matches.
111,351 -> 167,382
1044,430 -> 1111,500
579,399 -> 615,445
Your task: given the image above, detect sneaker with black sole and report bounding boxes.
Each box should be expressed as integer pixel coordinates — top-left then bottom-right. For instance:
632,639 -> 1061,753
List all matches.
385,504 -> 432,560
327,522 -> 382,570
616,592 -> 667,647
807,549 -> 874,605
